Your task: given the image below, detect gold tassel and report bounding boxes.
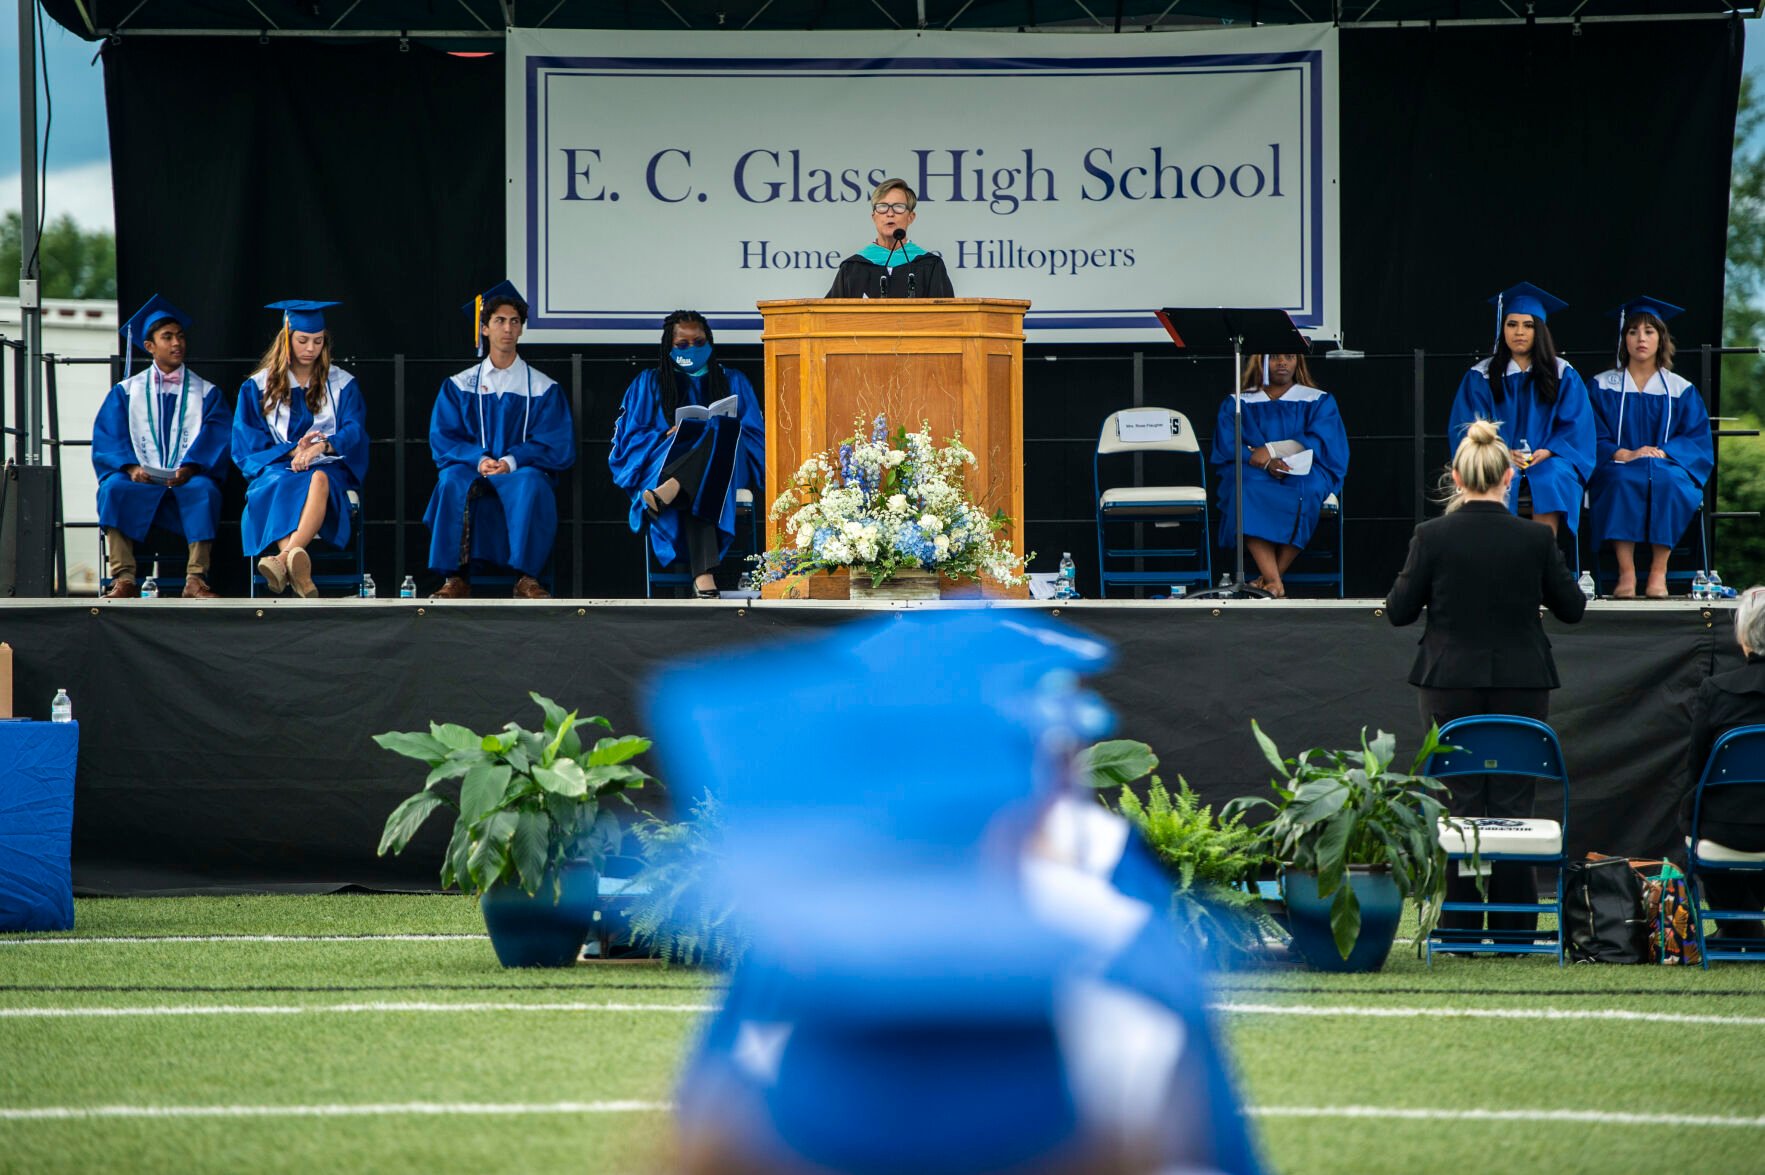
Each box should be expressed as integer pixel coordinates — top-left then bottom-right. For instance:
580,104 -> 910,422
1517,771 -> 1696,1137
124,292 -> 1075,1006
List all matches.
475,295 -> 484,357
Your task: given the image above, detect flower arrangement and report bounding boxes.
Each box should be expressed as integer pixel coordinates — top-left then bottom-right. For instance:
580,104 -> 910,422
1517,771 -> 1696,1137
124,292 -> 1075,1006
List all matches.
746,413 -> 1029,589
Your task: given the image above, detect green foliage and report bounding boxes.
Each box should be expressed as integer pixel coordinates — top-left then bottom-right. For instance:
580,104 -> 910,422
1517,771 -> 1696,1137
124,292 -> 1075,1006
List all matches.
623,793 -> 747,969
374,692 -> 649,898
1225,722 -> 1464,961
1727,74 -> 1765,421
1076,738 -> 1161,790
1715,416 -> 1765,591
0,211 -> 117,300
1112,776 -> 1279,965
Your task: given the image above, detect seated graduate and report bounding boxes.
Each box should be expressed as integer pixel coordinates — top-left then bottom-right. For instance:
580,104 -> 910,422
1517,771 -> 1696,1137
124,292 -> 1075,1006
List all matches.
824,179 -> 955,299
424,281 -> 575,600
1449,282 -> 1595,537
608,311 -> 764,598
1587,297 -> 1713,599
92,295 -> 231,599
230,300 -> 368,599
1209,352 -> 1349,598
1680,586 -> 1765,937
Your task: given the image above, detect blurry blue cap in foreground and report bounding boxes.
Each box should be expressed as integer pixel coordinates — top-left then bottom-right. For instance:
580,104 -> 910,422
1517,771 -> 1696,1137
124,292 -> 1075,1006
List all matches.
645,610 -> 1114,865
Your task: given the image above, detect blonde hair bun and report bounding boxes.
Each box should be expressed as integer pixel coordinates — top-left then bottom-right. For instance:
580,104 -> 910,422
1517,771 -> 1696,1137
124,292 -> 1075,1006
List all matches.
1465,418 -> 1502,446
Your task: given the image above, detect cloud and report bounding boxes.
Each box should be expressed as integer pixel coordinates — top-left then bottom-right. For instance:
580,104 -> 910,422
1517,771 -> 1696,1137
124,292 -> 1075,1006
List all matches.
0,160 -> 114,231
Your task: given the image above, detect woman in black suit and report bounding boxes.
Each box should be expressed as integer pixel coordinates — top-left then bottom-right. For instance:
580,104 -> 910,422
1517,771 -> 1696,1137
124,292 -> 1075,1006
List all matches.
1386,418 -> 1587,935
1680,586 -> 1765,936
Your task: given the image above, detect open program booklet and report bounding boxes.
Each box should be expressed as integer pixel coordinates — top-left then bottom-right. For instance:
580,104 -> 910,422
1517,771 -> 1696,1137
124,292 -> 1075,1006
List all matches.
1266,439 -> 1314,476
674,395 -> 741,426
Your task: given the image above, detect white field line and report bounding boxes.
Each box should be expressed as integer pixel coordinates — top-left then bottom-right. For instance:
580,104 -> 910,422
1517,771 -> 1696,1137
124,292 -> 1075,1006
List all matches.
0,1100 -> 672,1120
1,1101 -> 1761,1129
0,934 -> 488,945
1250,1106 -> 1765,1129
0,1001 -> 717,1018
1216,1002 -> 1765,1028
1,1001 -> 1761,1028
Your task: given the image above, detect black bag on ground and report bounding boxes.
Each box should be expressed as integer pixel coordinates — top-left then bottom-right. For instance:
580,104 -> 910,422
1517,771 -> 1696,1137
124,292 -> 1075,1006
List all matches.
1564,854 -> 1650,964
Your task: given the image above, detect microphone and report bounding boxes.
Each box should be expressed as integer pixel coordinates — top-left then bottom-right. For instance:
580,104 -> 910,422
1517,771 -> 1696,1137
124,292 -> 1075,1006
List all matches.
880,227 -> 905,297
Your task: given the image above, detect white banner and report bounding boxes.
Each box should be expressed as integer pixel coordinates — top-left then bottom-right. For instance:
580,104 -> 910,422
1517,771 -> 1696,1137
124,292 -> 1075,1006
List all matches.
508,26 -> 1338,344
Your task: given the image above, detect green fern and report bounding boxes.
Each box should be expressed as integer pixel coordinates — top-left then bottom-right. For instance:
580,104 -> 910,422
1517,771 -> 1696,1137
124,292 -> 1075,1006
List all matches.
622,794 -> 747,968
1112,775 -> 1279,965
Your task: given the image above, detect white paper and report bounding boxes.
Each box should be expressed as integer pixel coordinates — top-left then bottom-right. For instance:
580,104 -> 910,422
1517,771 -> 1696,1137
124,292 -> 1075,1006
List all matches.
1116,409 -> 1173,443
1277,448 -> 1314,476
675,394 -> 741,426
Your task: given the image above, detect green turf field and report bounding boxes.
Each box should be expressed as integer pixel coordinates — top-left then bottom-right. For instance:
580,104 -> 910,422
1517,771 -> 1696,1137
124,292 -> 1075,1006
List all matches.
1,895 -> 1762,1174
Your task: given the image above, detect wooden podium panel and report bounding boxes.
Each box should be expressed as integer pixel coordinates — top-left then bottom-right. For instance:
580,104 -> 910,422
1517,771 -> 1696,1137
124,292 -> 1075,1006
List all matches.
757,298 -> 1029,582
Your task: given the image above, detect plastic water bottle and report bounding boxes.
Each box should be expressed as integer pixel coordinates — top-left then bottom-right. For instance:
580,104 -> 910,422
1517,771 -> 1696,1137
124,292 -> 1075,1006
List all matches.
1692,570 -> 1710,601
1219,572 -> 1235,591
1577,571 -> 1596,601
51,689 -> 72,724
1056,552 -> 1077,600
1170,584 -> 1187,600
1709,569 -> 1725,599
400,575 -> 417,599
140,562 -> 158,600
359,573 -> 377,599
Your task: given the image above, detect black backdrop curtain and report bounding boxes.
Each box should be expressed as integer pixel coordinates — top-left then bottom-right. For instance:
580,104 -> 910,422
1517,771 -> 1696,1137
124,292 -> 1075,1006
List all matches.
100,22 -> 1743,599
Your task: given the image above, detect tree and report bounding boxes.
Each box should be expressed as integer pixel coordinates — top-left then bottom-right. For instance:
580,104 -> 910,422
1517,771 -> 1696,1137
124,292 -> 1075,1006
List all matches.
1720,71 -> 1765,590
0,211 -> 116,300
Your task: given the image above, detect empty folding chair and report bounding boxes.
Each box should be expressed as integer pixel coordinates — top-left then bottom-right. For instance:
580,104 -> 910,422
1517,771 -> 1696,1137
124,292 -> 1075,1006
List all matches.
1093,408 -> 1210,598
1684,724 -> 1765,966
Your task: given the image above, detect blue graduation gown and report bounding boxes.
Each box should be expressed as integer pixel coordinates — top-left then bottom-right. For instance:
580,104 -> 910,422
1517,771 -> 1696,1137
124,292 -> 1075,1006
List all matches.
231,367 -> 369,556
1587,368 -> 1713,548
1449,358 -> 1595,534
608,366 -> 765,568
423,358 -> 576,577
1209,384 -> 1349,549
91,365 -> 230,543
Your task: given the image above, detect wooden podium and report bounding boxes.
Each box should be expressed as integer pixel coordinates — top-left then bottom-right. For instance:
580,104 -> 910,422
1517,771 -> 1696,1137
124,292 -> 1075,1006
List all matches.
756,298 -> 1030,585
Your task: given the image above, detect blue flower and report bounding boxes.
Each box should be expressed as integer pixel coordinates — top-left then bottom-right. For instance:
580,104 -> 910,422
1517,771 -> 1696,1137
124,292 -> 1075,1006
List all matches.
872,413 -> 889,443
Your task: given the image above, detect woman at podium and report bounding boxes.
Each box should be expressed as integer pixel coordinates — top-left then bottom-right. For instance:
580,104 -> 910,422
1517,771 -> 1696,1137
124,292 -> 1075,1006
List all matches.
825,180 -> 955,299
1209,353 -> 1349,598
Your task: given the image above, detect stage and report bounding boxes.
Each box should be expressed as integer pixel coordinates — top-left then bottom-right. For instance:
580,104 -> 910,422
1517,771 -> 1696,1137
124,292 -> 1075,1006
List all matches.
0,596 -> 1734,895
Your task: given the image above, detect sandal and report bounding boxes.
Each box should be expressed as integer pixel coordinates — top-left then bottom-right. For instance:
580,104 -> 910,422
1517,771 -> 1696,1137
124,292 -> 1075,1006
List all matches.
695,588 -> 720,600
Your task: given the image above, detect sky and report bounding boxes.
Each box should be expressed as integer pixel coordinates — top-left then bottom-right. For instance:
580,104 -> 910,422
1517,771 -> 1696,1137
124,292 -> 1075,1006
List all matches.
4,13 -> 1765,234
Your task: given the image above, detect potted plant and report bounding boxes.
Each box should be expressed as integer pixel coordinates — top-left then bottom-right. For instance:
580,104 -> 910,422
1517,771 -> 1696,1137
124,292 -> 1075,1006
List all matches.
1082,739 -> 1280,966
1223,721 -> 1463,972
621,793 -> 748,969
745,412 -> 1028,598
374,692 -> 651,967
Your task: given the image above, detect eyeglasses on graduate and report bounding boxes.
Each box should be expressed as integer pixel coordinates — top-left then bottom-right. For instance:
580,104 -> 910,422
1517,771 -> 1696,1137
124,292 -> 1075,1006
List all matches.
871,202 -> 912,215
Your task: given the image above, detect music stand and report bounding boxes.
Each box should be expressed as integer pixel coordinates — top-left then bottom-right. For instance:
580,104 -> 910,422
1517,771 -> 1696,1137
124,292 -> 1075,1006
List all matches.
1155,308 -> 1311,600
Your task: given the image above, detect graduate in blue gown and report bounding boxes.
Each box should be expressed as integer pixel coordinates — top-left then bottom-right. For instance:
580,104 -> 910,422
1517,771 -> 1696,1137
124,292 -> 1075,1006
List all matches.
1587,297 -> 1714,598
609,311 -> 764,597
92,295 -> 231,598
230,300 -> 368,598
424,281 -> 575,600
1449,282 -> 1595,536
651,612 -> 1266,1175
1210,352 -> 1349,598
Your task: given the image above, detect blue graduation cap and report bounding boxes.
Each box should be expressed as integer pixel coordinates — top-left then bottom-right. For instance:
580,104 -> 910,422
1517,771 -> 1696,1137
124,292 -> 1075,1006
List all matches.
1489,281 -> 1567,325
679,870 -> 1085,1174
459,280 -> 526,356
645,611 -> 1115,875
1610,295 -> 1685,324
119,295 -> 191,377
265,299 -> 339,335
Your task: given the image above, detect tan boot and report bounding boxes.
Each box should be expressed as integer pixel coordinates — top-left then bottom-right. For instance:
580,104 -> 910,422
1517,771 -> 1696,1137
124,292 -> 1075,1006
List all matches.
286,547 -> 318,598
257,553 -> 289,594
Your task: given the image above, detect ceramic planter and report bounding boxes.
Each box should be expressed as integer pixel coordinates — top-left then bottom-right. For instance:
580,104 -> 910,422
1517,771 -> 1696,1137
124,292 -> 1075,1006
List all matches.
478,859 -> 599,968
1281,865 -> 1405,973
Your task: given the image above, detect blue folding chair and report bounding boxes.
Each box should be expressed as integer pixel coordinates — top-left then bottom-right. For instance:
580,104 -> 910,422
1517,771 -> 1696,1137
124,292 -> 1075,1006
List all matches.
1278,491 -> 1344,598
1684,724 -> 1765,967
1424,715 -> 1571,965
1592,502 -> 1709,598
99,527 -> 190,595
1093,409 -> 1211,598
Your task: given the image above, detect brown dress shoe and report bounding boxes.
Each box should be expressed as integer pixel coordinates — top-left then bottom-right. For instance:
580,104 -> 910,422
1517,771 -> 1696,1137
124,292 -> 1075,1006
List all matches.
431,575 -> 471,600
102,576 -> 140,599
181,574 -> 219,600
513,575 -> 551,600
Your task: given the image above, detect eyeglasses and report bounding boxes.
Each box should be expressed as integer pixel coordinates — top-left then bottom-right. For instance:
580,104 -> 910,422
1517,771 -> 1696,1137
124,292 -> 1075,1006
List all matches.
871,202 -> 912,215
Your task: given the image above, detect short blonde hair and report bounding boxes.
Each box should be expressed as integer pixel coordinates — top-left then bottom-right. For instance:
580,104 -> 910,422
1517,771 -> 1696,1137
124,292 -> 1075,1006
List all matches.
1736,586 -> 1765,655
870,178 -> 917,209
1445,418 -> 1510,513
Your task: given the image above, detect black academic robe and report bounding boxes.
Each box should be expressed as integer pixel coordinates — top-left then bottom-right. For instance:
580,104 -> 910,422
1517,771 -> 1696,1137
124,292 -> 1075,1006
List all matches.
825,252 -> 955,299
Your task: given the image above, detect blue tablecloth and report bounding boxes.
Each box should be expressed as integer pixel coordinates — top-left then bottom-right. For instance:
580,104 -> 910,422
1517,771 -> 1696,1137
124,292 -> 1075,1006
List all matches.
0,720 -> 77,931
